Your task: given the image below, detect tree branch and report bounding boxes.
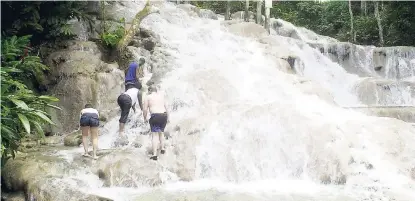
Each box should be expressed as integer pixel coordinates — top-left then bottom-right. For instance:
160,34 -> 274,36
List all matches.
116,0 -> 159,53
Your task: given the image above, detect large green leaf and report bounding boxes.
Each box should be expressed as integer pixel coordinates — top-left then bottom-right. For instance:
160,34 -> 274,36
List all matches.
38,95 -> 59,102
10,98 -> 29,110
1,125 -> 17,140
33,111 -> 55,125
45,103 -> 62,110
31,121 -> 45,138
17,113 -> 31,134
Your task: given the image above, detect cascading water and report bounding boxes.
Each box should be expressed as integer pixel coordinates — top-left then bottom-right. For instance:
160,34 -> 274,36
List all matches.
317,43 -> 415,107
51,2 -> 415,201
285,20 -> 415,107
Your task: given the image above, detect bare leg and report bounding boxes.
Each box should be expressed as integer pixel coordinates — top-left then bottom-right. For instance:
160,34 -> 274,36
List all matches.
119,123 -> 125,136
150,132 -> 158,160
159,132 -> 165,154
81,126 -> 90,156
90,127 -> 99,159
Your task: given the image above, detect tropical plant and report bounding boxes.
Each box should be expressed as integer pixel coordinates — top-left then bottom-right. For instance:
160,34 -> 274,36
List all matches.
1,1 -> 94,43
1,35 -> 60,163
100,18 -> 126,48
190,1 -> 415,47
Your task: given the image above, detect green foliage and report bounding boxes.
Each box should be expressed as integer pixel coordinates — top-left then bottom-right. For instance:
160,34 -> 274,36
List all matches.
382,2 -> 415,46
100,18 -> 126,48
1,1 -> 94,43
273,1 -> 415,47
190,1 -> 415,47
272,1 -> 352,42
1,35 -> 61,162
191,1 -> 253,15
354,15 -> 379,45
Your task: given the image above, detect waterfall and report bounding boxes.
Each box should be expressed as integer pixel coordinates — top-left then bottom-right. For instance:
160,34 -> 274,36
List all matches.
49,2 -> 415,201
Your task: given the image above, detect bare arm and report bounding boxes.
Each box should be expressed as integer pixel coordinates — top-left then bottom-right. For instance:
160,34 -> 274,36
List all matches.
142,96 -> 148,122
136,65 -> 144,79
164,100 -> 169,123
79,110 -> 83,129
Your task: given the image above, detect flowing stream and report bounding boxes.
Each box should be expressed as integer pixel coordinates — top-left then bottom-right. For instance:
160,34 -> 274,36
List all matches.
52,2 -> 415,201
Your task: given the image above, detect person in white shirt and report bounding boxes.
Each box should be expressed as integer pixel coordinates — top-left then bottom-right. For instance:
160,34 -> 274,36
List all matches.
117,87 -> 140,136
79,104 -> 100,159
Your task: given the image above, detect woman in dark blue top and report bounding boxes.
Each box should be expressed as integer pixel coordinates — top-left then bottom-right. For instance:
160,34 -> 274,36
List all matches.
124,58 -> 145,110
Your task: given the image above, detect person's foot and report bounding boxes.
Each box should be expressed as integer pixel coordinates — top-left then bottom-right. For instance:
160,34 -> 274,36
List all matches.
82,153 -> 91,157
92,155 -> 98,160
150,156 -> 158,161
114,135 -> 129,147
160,150 -> 166,154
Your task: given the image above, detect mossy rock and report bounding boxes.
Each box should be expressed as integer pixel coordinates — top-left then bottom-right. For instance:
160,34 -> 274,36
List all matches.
40,136 -> 63,146
27,176 -> 101,201
2,154 -> 69,192
63,130 -> 82,147
1,191 -> 26,201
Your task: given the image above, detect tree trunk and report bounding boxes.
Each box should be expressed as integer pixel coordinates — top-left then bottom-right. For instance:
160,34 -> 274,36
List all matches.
256,0 -> 262,24
374,1 -> 384,46
244,0 -> 249,22
265,7 -> 270,34
361,0 -> 367,16
348,0 -> 355,42
225,0 -> 231,20
100,0 -> 107,32
116,0 -> 159,53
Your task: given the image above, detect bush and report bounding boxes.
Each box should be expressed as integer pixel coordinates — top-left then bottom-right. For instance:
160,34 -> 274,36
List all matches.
1,35 -> 61,163
100,18 -> 126,48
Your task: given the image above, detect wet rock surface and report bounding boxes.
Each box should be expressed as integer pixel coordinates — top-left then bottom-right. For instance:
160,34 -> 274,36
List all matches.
308,41 -> 415,80
231,11 -> 255,21
2,151 -> 72,192
63,130 -> 82,147
354,78 -> 415,105
41,40 -> 124,134
223,21 -> 268,39
2,122 -> 198,200
1,192 -> 25,201
177,4 -> 218,20
40,135 -> 63,146
130,189 -> 356,201
1,147 -> 108,200
96,150 -> 166,187
27,176 -> 102,201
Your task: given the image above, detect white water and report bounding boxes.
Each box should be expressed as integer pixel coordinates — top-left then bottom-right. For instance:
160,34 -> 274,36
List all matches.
53,2 -> 415,201
280,19 -> 415,107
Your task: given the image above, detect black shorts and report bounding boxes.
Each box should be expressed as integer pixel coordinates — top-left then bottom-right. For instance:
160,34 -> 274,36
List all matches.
117,94 -> 132,123
125,81 -> 142,91
80,113 -> 99,127
149,113 -> 168,132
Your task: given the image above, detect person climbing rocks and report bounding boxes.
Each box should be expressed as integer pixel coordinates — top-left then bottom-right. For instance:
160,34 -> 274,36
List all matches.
142,85 -> 169,161
124,58 -> 145,110
117,85 -> 141,138
79,104 -> 100,159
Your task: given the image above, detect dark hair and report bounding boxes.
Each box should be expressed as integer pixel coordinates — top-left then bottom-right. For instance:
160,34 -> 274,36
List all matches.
84,104 -> 93,108
139,58 -> 145,65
